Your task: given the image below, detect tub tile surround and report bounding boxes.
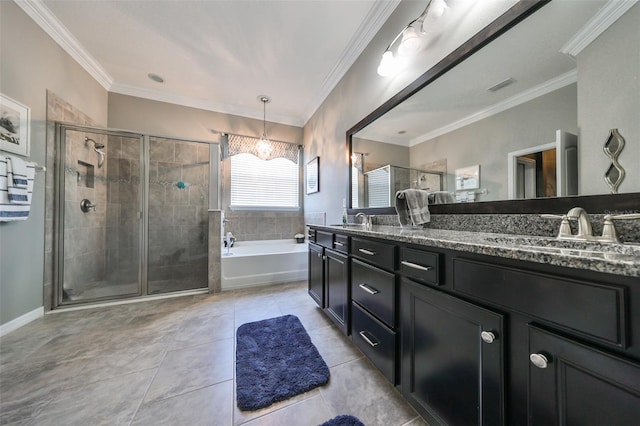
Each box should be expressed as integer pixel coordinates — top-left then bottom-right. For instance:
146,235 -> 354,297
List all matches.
222,210 -> 305,242
0,282 -> 423,426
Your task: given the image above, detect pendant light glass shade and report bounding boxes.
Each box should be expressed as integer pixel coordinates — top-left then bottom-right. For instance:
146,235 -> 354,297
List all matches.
398,26 -> 423,57
256,96 -> 273,160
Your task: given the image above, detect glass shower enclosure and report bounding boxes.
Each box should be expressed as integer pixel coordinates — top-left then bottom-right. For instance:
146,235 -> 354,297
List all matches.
54,123 -> 217,307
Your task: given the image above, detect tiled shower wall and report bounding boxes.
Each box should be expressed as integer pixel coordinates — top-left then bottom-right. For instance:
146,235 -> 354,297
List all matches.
105,134 -> 141,286
45,91 -> 99,310
62,130 -> 109,295
148,137 -> 210,293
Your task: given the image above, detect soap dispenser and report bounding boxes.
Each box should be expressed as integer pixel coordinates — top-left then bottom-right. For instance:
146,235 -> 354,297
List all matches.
342,198 -> 348,225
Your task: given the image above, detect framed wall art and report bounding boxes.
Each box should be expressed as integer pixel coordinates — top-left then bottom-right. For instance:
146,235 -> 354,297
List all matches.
0,93 -> 31,157
306,156 -> 319,194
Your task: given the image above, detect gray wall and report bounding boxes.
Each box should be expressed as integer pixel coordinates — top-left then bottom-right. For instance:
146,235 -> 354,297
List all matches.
409,84 -> 578,201
302,1 -> 515,225
108,94 -> 306,243
0,2 -> 108,326
577,3 -> 639,195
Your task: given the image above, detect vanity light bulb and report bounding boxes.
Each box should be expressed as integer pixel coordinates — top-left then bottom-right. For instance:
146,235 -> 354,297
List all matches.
398,27 -> 423,57
377,51 -> 398,77
428,0 -> 447,20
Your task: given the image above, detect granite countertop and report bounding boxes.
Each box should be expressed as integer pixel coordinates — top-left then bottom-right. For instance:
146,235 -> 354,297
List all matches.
311,224 -> 640,278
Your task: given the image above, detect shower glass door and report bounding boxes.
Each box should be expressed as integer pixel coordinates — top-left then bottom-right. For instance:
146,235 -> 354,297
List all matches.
147,137 -> 210,294
56,125 -> 144,304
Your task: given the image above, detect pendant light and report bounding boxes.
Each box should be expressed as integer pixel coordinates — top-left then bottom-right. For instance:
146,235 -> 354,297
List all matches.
256,95 -> 273,160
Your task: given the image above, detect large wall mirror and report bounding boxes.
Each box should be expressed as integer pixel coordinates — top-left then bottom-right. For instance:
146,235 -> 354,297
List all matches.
348,0 -> 639,215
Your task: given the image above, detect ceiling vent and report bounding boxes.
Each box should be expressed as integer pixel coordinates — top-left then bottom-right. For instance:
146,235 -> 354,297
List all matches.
487,77 -> 515,92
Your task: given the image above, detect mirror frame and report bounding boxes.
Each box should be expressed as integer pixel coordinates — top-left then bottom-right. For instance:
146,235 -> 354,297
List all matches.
347,0 -> 639,215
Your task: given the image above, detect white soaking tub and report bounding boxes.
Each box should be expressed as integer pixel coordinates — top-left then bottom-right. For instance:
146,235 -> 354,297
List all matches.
221,239 -> 308,290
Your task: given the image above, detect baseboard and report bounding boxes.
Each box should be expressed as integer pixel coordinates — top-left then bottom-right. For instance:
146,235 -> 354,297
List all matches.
0,306 -> 44,337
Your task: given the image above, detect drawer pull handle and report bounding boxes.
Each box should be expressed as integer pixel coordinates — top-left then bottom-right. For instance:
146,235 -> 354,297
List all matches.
358,283 -> 380,295
359,330 -> 379,347
401,260 -> 432,271
334,241 -> 344,247
530,353 -> 550,369
481,331 -> 497,344
359,248 -> 376,256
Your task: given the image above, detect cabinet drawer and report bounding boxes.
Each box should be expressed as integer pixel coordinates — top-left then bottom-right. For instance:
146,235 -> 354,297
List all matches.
316,230 -> 333,249
453,258 -> 627,348
307,228 -> 316,243
351,237 -> 396,271
352,259 -> 396,328
400,247 -> 440,285
332,234 -> 349,254
352,302 -> 397,384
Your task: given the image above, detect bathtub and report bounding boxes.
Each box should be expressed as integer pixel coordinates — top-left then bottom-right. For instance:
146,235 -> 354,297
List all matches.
221,239 -> 308,290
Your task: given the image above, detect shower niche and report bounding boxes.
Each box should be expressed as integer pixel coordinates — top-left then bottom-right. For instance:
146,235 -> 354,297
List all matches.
77,160 -> 95,188
54,123 -> 217,307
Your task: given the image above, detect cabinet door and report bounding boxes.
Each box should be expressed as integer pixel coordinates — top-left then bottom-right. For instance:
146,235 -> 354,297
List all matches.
308,243 -> 324,308
401,278 -> 504,426
325,249 -> 349,335
528,326 -> 640,426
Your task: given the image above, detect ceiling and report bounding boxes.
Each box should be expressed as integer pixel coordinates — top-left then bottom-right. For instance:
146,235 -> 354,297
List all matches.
18,0 -> 400,127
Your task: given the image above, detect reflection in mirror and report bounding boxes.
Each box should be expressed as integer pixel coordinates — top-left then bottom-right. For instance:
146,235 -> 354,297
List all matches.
348,1 -> 639,210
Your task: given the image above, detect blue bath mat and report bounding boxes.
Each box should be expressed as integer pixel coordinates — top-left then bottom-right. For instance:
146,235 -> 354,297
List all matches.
235,314 -> 330,411
320,415 -> 365,426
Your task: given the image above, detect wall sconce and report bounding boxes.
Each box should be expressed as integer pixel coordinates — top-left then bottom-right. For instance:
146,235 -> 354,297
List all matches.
377,0 -> 448,77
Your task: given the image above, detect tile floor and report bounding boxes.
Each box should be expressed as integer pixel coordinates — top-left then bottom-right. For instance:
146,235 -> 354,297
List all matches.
0,281 -> 426,426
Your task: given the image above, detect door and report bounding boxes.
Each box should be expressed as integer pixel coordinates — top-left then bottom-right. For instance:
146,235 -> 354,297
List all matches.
401,278 -> 505,425
56,125 -> 143,305
325,248 -> 349,334
146,136 -> 211,294
528,325 -> 640,425
308,242 -> 324,308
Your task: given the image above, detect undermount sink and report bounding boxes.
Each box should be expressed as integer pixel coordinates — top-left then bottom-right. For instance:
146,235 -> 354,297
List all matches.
483,235 -> 640,257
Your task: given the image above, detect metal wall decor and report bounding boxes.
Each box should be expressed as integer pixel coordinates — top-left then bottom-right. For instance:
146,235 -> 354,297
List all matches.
603,128 -> 625,194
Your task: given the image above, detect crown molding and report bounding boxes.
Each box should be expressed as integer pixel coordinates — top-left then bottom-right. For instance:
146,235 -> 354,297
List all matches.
16,0 -> 113,90
109,83 -> 304,127
410,70 -> 577,147
301,0 -> 401,125
560,0 -> 638,57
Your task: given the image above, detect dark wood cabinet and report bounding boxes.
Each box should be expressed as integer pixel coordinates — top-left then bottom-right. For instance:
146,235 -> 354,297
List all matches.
401,278 -> 505,426
528,325 -> 640,426
325,249 -> 349,335
308,242 -> 324,308
308,227 -> 640,425
308,233 -> 350,335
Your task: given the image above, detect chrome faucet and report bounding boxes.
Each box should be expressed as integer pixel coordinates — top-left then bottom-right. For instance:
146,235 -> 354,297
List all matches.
355,212 -> 373,229
566,207 -> 593,239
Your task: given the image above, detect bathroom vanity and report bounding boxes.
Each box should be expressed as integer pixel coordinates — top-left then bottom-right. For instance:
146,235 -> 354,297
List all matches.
307,224 -> 640,425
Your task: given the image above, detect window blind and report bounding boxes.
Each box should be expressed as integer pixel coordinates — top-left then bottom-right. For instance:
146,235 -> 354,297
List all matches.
228,135 -> 300,209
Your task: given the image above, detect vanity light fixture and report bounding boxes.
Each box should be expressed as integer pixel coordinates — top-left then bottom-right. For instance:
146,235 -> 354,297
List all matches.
377,0 -> 448,77
256,95 -> 273,160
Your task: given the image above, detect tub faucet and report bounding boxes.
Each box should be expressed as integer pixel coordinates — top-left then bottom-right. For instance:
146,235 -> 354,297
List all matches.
566,207 -> 593,239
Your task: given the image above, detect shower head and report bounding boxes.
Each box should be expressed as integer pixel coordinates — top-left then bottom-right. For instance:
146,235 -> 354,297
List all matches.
85,137 -> 105,168
85,137 -> 105,150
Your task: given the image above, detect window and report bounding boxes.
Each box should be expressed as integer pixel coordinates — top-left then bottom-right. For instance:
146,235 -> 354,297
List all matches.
228,135 -> 300,209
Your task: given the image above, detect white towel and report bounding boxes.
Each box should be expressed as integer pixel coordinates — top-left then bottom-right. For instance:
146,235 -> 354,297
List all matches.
7,155 -> 29,188
0,156 -> 35,221
395,189 -> 431,226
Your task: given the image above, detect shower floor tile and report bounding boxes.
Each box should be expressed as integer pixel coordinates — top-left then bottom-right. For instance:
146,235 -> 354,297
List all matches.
0,281 -> 422,425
